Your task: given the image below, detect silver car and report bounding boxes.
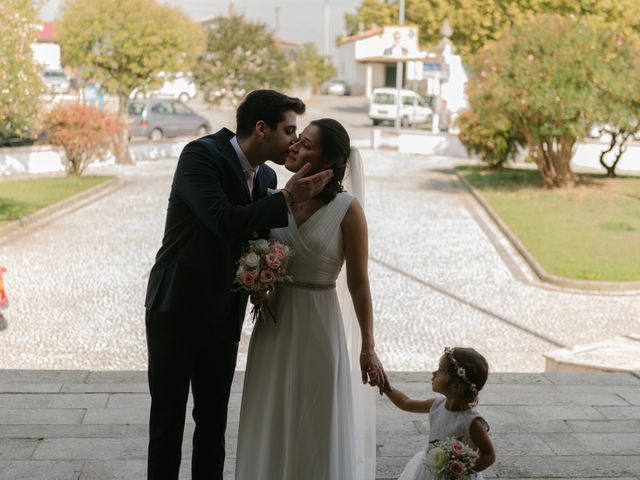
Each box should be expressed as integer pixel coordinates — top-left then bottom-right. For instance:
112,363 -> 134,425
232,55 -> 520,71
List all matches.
127,99 -> 210,141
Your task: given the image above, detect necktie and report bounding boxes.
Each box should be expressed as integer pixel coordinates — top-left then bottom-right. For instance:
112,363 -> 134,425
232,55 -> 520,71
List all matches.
244,169 -> 256,197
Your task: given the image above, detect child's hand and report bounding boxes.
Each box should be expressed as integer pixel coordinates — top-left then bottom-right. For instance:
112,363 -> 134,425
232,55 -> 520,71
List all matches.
360,351 -> 390,394
367,368 -> 393,393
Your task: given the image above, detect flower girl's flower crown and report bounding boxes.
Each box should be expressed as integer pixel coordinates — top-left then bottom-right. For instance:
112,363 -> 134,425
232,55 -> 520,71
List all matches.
444,347 -> 478,394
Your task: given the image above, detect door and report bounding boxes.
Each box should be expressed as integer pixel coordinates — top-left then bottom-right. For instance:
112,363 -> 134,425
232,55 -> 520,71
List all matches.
172,101 -> 199,136
149,101 -> 177,137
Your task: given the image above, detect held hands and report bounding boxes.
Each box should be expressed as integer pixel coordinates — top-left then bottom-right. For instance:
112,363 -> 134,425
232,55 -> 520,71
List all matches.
283,163 -> 333,205
360,351 -> 390,395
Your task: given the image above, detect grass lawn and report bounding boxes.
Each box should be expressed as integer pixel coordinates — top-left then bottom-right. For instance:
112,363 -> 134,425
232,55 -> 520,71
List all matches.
0,176 -> 112,227
458,166 -> 640,282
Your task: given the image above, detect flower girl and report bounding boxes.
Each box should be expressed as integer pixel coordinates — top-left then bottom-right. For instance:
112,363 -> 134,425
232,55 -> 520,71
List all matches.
379,347 -> 495,479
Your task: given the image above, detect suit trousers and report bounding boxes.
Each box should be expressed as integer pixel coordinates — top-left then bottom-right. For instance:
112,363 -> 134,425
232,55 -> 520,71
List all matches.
146,309 -> 239,480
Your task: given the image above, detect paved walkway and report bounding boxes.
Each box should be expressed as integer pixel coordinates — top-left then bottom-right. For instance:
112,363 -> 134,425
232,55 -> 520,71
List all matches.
0,370 -> 638,479
0,150 -> 638,372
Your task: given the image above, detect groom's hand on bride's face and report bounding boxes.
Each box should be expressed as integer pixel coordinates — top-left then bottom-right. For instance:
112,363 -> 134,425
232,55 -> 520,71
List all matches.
284,163 -> 333,203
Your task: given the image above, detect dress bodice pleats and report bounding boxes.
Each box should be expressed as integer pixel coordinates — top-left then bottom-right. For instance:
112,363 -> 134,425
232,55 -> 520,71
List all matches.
271,192 -> 354,285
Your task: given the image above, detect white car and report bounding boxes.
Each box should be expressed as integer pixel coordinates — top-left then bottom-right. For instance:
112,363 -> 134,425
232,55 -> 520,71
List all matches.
131,73 -> 197,103
369,88 -> 432,127
42,69 -> 70,94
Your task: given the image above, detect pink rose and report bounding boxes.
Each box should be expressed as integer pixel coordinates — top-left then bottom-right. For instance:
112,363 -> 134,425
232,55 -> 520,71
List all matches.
273,243 -> 287,259
448,460 -> 465,476
451,440 -> 466,456
239,271 -> 256,286
265,253 -> 281,269
259,270 -> 276,284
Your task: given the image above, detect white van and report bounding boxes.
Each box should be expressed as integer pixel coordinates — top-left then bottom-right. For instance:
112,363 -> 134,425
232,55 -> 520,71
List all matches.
130,73 -> 197,103
369,88 -> 432,127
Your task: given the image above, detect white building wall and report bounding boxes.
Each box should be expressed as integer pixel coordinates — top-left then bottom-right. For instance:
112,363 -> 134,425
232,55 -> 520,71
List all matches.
31,42 -> 61,70
337,42 -> 357,93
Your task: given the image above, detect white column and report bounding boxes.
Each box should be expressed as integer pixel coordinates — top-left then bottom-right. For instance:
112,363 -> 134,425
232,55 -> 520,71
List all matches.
365,64 -> 373,98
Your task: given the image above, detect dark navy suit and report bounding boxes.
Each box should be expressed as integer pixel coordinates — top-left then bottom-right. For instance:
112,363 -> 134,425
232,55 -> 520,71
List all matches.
145,128 -> 288,479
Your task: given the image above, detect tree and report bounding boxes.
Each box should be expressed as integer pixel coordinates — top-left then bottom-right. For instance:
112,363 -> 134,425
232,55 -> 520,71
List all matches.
0,0 -> 43,145
58,0 -> 204,161
456,105 -> 522,169
467,15 -> 608,188
588,25 -> 640,177
194,14 -> 291,109
292,43 -> 336,93
42,104 -> 124,175
347,0 -> 640,56
344,0 -> 398,35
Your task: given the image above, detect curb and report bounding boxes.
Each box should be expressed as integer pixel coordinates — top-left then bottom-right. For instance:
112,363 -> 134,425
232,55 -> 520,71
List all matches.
0,176 -> 122,245
455,171 -> 640,294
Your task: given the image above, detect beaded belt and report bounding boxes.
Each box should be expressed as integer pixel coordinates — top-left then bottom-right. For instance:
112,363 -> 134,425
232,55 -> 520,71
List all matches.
285,281 -> 336,291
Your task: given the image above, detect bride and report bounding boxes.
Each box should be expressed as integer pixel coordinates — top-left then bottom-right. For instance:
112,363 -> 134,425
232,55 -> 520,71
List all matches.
235,118 -> 388,479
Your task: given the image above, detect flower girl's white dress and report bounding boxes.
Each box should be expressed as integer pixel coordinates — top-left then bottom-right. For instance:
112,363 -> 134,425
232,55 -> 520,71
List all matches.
399,395 -> 488,480
235,192 -> 374,480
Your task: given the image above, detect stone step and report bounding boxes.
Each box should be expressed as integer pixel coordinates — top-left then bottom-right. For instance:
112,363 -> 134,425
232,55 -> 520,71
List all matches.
544,335 -> 640,373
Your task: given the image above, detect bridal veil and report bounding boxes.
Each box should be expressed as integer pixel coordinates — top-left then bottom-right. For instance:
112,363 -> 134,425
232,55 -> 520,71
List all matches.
336,146 -> 376,479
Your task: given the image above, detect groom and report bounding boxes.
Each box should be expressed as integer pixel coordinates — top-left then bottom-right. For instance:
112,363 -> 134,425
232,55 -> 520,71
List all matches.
144,90 -> 333,480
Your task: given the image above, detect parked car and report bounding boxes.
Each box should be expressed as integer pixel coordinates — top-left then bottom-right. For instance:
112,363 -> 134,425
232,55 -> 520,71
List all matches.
320,78 -> 351,96
42,69 -> 70,94
369,88 -> 433,127
127,99 -> 210,141
130,73 -> 197,103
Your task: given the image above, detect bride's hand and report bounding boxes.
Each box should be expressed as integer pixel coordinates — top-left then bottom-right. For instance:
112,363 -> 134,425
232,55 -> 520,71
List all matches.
360,351 -> 390,395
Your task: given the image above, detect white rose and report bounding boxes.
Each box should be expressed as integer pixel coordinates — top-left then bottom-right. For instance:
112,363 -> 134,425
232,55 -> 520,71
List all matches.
425,446 -> 447,474
254,239 -> 269,253
245,252 -> 260,268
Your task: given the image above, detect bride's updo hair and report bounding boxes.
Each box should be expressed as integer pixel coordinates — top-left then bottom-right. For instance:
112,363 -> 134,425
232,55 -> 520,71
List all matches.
311,118 -> 350,204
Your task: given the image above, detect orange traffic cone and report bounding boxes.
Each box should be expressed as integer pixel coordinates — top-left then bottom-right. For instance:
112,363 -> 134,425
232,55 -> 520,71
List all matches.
0,266 -> 8,310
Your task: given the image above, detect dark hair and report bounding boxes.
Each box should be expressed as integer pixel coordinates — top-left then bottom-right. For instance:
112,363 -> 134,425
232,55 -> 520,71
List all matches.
310,118 -> 350,204
444,347 -> 489,405
236,90 -> 305,138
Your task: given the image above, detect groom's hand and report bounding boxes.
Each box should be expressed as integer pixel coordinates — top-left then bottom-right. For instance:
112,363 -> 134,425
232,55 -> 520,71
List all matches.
283,163 -> 333,205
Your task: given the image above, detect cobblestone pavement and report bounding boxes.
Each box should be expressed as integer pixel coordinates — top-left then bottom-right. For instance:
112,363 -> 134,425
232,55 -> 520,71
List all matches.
0,150 -> 638,372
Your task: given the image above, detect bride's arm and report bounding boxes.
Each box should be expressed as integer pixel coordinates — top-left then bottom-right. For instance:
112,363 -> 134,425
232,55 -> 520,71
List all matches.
342,198 -> 389,393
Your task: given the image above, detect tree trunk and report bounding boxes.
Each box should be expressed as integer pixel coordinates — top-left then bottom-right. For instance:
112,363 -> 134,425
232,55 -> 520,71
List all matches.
525,132 -> 576,188
599,129 -> 634,178
116,93 -> 133,165
599,131 -> 618,178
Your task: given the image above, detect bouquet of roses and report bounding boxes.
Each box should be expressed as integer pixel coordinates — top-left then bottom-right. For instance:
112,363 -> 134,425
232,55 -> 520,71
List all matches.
235,239 -> 293,322
425,437 -> 479,479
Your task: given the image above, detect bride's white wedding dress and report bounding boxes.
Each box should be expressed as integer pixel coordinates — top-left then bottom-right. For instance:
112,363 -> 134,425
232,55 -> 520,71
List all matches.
235,186 -> 375,479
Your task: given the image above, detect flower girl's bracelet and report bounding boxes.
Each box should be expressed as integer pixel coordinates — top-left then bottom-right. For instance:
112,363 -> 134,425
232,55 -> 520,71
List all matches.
360,352 -> 375,356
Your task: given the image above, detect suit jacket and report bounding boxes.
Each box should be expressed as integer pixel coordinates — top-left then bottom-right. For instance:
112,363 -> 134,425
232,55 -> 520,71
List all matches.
145,128 -> 288,338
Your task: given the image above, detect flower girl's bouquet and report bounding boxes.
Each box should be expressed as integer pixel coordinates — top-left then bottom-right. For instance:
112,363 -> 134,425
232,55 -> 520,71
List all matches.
425,437 -> 479,479
234,239 -> 293,322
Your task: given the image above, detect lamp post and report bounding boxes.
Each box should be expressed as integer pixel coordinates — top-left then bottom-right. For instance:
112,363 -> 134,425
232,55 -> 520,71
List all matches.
394,0 -> 405,130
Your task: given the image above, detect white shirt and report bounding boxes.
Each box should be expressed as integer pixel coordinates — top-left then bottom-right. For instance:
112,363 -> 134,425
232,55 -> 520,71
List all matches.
230,135 -> 259,177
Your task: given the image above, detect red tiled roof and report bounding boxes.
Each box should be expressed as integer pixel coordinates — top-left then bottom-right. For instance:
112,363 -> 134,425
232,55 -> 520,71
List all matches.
275,37 -> 301,47
336,27 -> 383,46
37,22 -> 57,42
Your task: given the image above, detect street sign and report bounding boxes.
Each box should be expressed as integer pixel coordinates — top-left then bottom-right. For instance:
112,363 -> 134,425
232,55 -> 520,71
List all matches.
406,61 -> 424,81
